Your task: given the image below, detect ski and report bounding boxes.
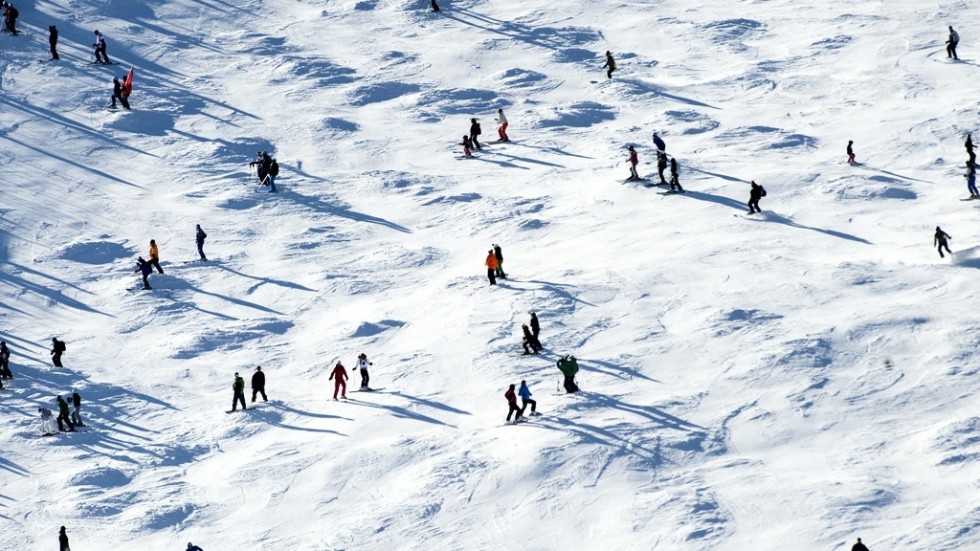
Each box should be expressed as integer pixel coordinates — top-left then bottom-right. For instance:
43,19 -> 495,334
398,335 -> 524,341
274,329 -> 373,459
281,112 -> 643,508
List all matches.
354,387 -> 384,392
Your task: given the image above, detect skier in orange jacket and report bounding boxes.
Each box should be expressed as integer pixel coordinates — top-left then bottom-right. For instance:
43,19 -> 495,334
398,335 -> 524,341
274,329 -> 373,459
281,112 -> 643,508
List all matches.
485,250 -> 498,286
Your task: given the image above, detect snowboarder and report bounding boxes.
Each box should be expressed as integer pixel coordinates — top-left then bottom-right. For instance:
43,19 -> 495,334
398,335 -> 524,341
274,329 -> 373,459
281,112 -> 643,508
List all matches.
966,162 -> 978,198
747,180 -> 766,214
148,240 -> 163,274
518,380 -> 537,416
652,132 -> 666,153
657,152 -> 668,185
460,135 -> 473,158
469,118 -> 482,150
430,0 -> 439,12
59,526 -> 70,551
135,256 -> 152,289
3,3 -> 18,35
49,25 -> 59,60
626,145 -> 639,181
521,324 -> 541,355
56,395 -> 76,432
38,407 -> 57,436
485,250 -> 498,286
529,312 -> 540,339
847,140 -> 856,164
0,340 -> 12,379
669,157 -> 684,192
504,384 -> 523,424
966,133 -> 976,165
495,108 -> 509,142
947,25 -> 959,60
851,537 -> 870,551
934,226 -> 952,258
70,391 -> 84,427
329,362 -> 348,400
50,337 -> 66,368
231,372 -> 247,411
187,544 -> 204,551
268,158 -> 279,192
251,366 -> 267,403
492,244 -> 507,279
195,224 -> 208,261
603,50 -> 617,79
556,355 -> 579,393
93,30 -> 110,64
355,353 -> 372,390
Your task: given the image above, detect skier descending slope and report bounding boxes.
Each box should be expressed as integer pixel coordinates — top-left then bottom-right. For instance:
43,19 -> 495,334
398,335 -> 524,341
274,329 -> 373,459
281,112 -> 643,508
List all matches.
557,355 -> 579,393
93,30 -> 110,64
135,256 -> 152,290
966,162 -> 978,199
747,181 -> 766,214
329,362 -> 348,400
504,384 -> 523,424
495,108 -> 509,142
603,50 -> 617,79
355,353 -> 372,390
519,380 -> 538,416
947,26 -> 959,60
50,337 -> 66,368
195,224 -> 208,261
186,542 -> 205,551
847,140 -> 856,164
934,227 -> 952,258
668,157 -> 684,193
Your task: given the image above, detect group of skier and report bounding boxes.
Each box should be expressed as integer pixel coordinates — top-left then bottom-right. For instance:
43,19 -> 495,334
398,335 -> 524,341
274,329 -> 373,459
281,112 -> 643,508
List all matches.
133,229 -> 208,290
249,151 -> 280,192
38,391 -> 83,435
483,244 -> 507,285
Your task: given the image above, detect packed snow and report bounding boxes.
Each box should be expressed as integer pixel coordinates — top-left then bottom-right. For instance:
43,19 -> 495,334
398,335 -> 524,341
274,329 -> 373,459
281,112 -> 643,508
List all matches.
2,0 -> 980,549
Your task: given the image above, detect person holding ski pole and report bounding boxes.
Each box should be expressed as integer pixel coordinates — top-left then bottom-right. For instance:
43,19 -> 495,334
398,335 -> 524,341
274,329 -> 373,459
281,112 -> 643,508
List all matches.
329,362 -> 348,400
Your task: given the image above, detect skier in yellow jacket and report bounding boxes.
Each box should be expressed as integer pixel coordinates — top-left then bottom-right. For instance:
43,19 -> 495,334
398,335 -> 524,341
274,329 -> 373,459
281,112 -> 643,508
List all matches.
148,239 -> 163,274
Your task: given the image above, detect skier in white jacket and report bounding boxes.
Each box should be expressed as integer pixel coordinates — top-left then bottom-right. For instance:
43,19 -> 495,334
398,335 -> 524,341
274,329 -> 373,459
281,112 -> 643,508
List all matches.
355,353 -> 373,390
495,108 -> 509,142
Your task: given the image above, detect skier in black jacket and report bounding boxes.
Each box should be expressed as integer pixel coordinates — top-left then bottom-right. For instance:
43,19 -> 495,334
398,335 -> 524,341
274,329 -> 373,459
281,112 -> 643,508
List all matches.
59,526 -> 70,551
268,158 -> 279,192
521,324 -> 541,354
656,152 -> 668,184
748,181 -> 766,214
529,312 -> 540,339
50,337 -> 66,368
469,118 -> 482,150
934,226 -> 952,258
669,157 -> 684,193
251,366 -> 267,402
493,244 -> 506,279
966,133 -> 975,165
851,537 -> 870,551
49,25 -> 59,60
0,340 -> 12,379
135,256 -> 152,289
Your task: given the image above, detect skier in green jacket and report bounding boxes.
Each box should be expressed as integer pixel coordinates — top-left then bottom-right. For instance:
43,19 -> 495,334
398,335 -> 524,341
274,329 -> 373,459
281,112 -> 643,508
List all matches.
556,355 -> 579,393
231,372 -> 247,411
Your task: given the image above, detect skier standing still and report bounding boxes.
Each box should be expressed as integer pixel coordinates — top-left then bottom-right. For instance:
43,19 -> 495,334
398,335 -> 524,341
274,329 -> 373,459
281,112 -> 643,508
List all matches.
657,152 -> 668,184
56,395 -> 75,432
231,372 -> 246,411
493,244 -> 507,279
469,118 -> 482,150
329,362 -> 348,400
49,25 -> 59,60
529,312 -> 540,339
93,30 -> 110,64
934,226 -> 952,258
0,340 -> 12,379
355,353 -> 372,389
626,145 -> 639,181
504,384 -> 523,424
135,256 -> 152,289
485,250 -> 498,286
251,366 -> 267,402
148,240 -> 163,273
966,162 -> 978,199
966,133 -> 975,165
195,224 -> 208,261
495,108 -> 509,142
59,526 -> 70,551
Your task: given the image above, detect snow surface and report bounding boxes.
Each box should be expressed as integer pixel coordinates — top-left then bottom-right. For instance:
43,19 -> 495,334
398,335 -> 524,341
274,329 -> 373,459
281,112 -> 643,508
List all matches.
2,0 -> 980,549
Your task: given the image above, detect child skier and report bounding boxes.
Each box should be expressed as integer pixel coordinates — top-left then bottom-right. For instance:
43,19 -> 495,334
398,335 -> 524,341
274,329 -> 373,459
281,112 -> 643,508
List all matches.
669,157 -> 684,193
626,145 -> 639,181
460,135 -> 473,157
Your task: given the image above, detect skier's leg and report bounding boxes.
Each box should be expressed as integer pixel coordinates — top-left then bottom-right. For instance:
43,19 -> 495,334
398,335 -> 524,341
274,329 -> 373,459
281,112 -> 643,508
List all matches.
333,381 -> 340,399
260,388 -> 268,401
340,380 -> 346,398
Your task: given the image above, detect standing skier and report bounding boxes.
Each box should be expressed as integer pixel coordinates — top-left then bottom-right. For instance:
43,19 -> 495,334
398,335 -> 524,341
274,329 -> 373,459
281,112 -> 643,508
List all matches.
493,244 -> 507,279
49,25 -> 59,60
39,407 -> 57,436
135,256 -> 152,290
603,50 -> 617,79
847,140 -> 856,164
251,366 -> 267,403
355,353 -> 372,390
195,224 -> 208,261
56,395 -> 76,432
3,3 -> 17,35
231,372 -> 247,411
934,226 -> 952,258
504,384 -> 523,424
485,250 -> 498,286
851,537 -> 870,551
747,180 -> 766,214
529,312 -> 540,339
669,157 -> 684,192
626,145 -> 639,181
556,355 -> 580,393
329,362 -> 348,400
652,132 -> 666,153
947,26 -> 960,60
59,526 -> 70,551
430,0 -> 439,12
966,162 -> 978,198
187,543 -> 204,551
93,30 -> 110,64
518,380 -> 537,416
656,152 -> 668,185
0,341 -> 12,379
460,135 -> 473,158
50,337 -> 66,368
70,391 -> 84,427
521,324 -> 541,355
495,108 -> 509,142
469,118 -> 482,150
966,133 -> 976,165
148,240 -> 163,274
268,158 -> 279,193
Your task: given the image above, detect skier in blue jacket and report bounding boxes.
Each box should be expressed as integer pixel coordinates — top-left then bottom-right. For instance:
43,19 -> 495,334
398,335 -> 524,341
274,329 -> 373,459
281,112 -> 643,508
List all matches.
518,380 -> 537,416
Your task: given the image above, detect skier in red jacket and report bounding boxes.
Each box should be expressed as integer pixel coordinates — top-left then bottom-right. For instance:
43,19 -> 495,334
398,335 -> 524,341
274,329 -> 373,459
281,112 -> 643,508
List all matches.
504,384 -> 523,424
329,362 -> 348,400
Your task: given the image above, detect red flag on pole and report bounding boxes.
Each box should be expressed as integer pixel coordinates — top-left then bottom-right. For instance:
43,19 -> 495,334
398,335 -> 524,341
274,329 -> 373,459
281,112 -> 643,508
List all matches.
123,67 -> 134,96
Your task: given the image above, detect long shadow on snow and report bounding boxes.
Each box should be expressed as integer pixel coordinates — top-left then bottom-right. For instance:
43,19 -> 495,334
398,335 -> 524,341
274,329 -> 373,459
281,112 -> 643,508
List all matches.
510,141 -> 595,160
388,391 -> 472,416
0,261 -> 111,316
444,9 -> 601,53
344,395 -> 454,427
286,191 -> 412,233
504,279 -> 598,307
747,212 -> 873,244
617,78 -> 721,110
211,264 -> 316,292
855,163 -> 930,184
0,457 -> 30,477
0,132 -> 145,190
687,166 -> 748,184
571,392 -> 705,431
532,416 -> 660,461
486,150 -> 565,168
248,405 -> 348,436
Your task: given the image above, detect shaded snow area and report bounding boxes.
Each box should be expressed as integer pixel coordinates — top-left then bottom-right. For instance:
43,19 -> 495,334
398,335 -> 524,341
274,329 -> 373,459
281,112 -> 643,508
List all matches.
2,0 -> 980,549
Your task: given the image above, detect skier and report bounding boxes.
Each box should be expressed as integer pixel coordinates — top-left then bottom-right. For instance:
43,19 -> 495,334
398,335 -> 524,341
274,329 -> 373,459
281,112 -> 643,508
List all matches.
469,118 -> 482,150
966,162 -> 978,199
518,380 -> 537,416
934,226 -> 952,258
329,362 -> 348,400
851,537 -> 870,551
747,180 -> 766,214
268,158 -> 279,192
493,244 -> 507,279
50,337 -> 66,368
59,526 -> 70,551
49,25 -> 59,60
135,257 -> 152,290
529,312 -> 540,339
430,0 -> 439,12
521,324 -> 541,355
504,384 -> 523,424
556,355 -> 579,393
626,145 -> 639,181
669,157 -> 684,193
187,544 -> 204,551
110,77 -> 129,109
70,391 -> 84,427
495,108 -> 509,142
148,240 -> 164,274
3,3 -> 17,35
947,25 -> 959,60
652,132 -> 666,153
120,72 -> 133,110
39,407 -> 57,436
355,352 -> 372,390
56,395 -> 76,432
0,340 -> 12,379
966,133 -> 976,165
460,135 -> 473,158
251,366 -> 267,403
231,372 -> 247,411
484,250 -> 498,286
603,50 -> 617,79
195,224 -> 208,261
93,30 -> 110,64
847,140 -> 856,164
656,152 -> 668,185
